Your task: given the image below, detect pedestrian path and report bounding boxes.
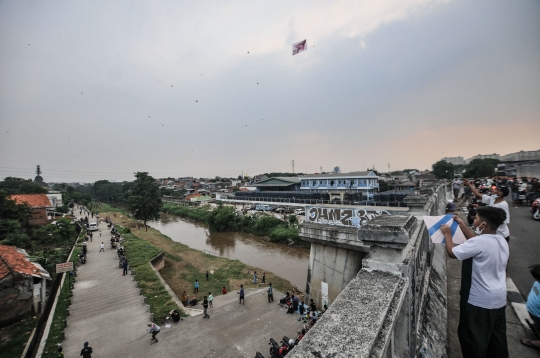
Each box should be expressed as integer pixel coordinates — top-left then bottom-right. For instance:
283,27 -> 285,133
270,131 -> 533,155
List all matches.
62,210 -> 150,357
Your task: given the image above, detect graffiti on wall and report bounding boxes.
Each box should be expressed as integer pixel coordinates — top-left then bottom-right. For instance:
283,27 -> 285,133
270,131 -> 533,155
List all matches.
305,207 -> 390,228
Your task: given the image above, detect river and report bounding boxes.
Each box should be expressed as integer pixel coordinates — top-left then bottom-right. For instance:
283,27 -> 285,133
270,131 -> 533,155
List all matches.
149,213 -> 310,288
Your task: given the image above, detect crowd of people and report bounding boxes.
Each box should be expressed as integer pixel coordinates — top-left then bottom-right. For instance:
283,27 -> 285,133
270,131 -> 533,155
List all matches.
443,176 -> 540,357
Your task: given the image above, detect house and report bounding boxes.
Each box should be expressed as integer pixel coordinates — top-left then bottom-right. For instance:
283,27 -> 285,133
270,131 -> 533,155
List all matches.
9,194 -> 52,226
45,190 -> 63,208
252,177 -> 301,192
0,245 -> 51,327
300,171 -> 379,201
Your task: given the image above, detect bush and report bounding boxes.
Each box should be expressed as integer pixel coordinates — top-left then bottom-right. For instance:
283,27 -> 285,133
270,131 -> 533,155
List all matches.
269,226 -> 299,243
206,206 -> 236,232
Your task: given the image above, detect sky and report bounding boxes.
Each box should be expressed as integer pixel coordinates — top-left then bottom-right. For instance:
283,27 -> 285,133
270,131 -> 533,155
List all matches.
1,0 -> 539,183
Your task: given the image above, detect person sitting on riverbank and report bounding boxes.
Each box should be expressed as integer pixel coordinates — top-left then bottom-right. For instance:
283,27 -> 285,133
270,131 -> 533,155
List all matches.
190,296 -> 198,306
222,286 -> 227,295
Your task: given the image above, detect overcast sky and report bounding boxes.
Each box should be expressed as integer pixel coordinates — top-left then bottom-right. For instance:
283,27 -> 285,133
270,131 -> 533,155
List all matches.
1,0 -> 539,182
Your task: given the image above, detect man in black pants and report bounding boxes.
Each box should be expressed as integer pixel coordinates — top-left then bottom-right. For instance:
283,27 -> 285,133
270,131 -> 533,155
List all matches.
441,207 -> 509,358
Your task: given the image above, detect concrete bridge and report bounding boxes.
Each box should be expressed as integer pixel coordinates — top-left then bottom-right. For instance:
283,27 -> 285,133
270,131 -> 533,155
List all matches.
289,182 -> 454,358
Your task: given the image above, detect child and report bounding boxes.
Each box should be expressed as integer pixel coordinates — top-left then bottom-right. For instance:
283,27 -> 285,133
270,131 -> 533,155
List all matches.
208,292 -> 213,308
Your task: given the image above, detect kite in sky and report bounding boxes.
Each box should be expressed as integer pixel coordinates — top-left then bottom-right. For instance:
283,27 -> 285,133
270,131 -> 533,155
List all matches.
292,40 -> 307,55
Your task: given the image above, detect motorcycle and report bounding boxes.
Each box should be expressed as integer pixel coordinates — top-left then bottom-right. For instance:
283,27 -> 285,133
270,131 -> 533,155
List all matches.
255,352 -> 265,358
79,253 -> 87,264
268,337 -> 292,357
531,198 -> 540,221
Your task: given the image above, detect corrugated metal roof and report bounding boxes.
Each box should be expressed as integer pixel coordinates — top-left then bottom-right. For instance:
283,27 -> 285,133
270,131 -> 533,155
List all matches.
0,245 -> 51,280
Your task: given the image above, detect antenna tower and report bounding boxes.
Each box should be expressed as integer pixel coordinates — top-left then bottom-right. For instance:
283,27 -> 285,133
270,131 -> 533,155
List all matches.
292,160 -> 295,173
36,165 -> 41,176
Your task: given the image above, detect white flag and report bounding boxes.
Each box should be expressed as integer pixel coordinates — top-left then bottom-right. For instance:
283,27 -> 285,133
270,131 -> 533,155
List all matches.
423,214 -> 466,245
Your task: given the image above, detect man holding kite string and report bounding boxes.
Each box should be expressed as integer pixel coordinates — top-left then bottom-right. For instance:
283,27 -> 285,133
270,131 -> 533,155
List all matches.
441,207 -> 509,358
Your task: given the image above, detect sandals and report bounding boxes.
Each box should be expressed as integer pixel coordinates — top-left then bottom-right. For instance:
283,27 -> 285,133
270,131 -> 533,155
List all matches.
520,339 -> 540,350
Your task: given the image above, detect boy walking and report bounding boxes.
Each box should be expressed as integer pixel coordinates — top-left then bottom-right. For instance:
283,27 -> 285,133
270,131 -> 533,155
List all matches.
267,282 -> 274,302
202,296 -> 210,319
441,207 -> 509,358
147,322 -> 161,344
194,280 -> 199,293
99,242 -> 104,252
238,284 -> 245,305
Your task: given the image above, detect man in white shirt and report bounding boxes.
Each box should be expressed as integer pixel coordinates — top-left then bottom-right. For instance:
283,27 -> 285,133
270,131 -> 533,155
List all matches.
452,177 -> 463,200
441,206 -> 509,358
465,179 -> 510,242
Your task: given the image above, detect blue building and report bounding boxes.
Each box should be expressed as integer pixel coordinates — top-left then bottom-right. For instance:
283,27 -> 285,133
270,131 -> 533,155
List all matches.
300,171 -> 379,201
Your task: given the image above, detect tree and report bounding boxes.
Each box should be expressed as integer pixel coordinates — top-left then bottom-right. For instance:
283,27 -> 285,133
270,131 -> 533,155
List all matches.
127,172 -> 163,231
378,180 -> 389,192
463,159 -> 499,178
432,160 -> 455,179
0,177 -> 48,194
0,191 -> 31,247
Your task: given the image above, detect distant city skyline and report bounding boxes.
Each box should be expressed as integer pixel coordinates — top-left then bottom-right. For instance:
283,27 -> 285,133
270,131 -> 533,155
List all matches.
1,0 -> 539,182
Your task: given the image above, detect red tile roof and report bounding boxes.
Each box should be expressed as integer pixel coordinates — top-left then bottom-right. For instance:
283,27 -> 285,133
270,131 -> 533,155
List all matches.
9,194 -> 51,207
0,245 -> 50,280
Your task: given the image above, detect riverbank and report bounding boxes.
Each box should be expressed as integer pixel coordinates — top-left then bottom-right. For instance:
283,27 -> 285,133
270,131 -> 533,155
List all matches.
98,205 -> 302,311
161,202 -> 309,247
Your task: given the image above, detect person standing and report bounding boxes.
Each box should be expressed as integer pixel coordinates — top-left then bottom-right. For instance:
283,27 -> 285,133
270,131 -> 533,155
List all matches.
238,284 -> 245,305
222,286 -> 227,295
261,272 -> 266,284
205,271 -> 209,281
267,282 -> 274,303
462,184 -> 473,206
194,280 -> 199,293
202,295 -> 210,319
466,179 -> 510,242
147,322 -> 161,344
99,242 -> 104,252
208,292 -> 213,308
253,271 -> 257,284
453,177 -> 463,200
122,259 -> 129,276
510,178 -> 520,208
441,207 -> 509,358
80,341 -> 93,358
99,230 -> 102,237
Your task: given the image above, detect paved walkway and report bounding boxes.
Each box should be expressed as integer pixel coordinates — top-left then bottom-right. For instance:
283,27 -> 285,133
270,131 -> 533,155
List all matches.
62,210 -> 150,357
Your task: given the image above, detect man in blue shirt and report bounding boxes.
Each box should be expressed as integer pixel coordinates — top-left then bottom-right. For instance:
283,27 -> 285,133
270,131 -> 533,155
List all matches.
238,284 -> 245,305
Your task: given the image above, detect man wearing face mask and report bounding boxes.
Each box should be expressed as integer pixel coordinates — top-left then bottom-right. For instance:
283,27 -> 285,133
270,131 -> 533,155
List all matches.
465,179 -> 510,242
441,207 -> 509,358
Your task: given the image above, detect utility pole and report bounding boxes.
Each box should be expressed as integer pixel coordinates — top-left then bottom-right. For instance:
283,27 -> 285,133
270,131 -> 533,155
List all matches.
292,160 -> 295,173
320,166 -> 322,173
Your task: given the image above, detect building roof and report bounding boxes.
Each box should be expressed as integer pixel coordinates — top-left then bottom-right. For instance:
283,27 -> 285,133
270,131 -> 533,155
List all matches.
9,194 -> 52,207
301,171 -> 377,179
251,177 -> 301,187
0,245 -> 51,280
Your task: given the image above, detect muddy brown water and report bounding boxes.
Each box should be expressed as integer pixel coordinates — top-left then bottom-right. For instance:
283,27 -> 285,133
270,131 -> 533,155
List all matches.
148,213 -> 310,288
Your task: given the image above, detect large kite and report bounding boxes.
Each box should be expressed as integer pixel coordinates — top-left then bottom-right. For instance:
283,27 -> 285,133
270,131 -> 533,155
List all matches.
292,40 -> 307,55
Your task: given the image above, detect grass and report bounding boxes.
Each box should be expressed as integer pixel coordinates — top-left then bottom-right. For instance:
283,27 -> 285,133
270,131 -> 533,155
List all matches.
98,205 -> 299,311
0,316 -> 39,358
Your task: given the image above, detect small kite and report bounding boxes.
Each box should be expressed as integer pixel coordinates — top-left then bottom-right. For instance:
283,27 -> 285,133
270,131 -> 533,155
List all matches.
171,85 -> 173,87
292,40 -> 307,55
196,100 -> 198,102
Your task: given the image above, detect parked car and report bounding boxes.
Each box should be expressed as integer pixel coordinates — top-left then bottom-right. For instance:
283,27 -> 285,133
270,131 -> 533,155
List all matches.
88,223 -> 98,231
295,209 -> 305,215
255,204 -> 272,211
274,207 -> 286,213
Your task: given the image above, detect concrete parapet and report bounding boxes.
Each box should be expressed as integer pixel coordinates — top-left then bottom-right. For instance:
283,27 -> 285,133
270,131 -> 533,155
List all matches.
289,270 -> 406,358
299,222 -> 370,251
359,215 -> 417,246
